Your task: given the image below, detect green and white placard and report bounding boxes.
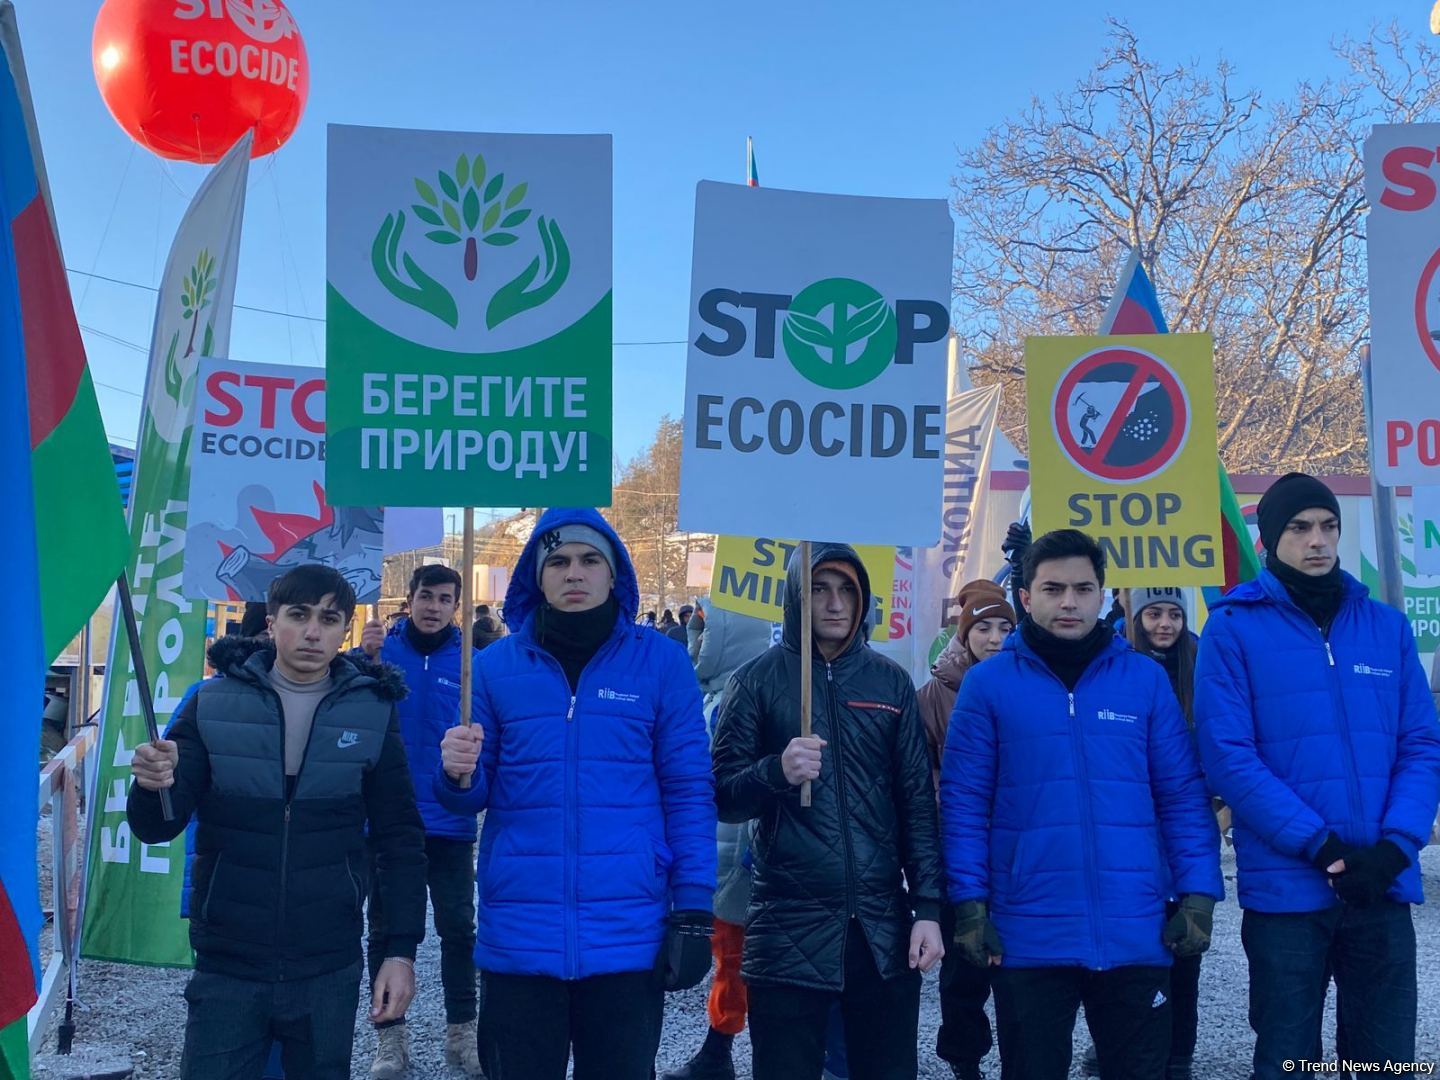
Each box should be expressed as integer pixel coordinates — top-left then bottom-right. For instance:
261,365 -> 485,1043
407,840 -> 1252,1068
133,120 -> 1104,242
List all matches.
326,125 -> 612,506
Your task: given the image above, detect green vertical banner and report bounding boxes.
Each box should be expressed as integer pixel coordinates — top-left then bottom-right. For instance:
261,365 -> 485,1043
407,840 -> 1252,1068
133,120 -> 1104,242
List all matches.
81,133 -> 251,967
325,125 -> 613,507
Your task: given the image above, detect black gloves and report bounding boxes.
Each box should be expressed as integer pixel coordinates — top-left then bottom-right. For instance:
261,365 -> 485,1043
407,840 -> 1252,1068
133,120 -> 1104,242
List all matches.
654,909 -> 713,991
1311,832 -> 1355,874
952,901 -> 1003,968
1162,894 -> 1215,957
1329,841 -> 1409,908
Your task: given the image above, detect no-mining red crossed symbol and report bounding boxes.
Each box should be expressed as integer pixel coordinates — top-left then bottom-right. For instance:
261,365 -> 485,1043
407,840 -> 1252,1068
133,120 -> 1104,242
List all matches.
1052,347 -> 1191,483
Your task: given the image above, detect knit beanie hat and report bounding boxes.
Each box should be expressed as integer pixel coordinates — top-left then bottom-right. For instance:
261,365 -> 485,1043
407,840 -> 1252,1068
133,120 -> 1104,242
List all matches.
534,523 -> 617,585
956,579 -> 1016,649
1129,586 -> 1189,624
1256,472 -> 1341,555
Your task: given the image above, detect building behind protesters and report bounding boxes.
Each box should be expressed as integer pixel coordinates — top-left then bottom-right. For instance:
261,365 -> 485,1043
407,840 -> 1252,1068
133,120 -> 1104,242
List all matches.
664,599 -> 775,1080
916,579 -> 1014,1080
127,564 -> 427,1080
358,564 -> 485,1077
942,529 -> 1223,1080
434,508 -> 717,1080
712,542 -> 945,1080
1194,473 -> 1440,1078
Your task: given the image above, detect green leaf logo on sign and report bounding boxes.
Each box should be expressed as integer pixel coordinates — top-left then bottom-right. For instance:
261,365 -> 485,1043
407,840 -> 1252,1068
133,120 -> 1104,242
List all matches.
781,277 -> 898,390
371,152 -> 570,331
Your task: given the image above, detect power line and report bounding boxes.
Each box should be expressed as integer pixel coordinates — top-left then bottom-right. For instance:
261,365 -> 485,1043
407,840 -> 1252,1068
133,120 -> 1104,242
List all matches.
63,266 -> 688,344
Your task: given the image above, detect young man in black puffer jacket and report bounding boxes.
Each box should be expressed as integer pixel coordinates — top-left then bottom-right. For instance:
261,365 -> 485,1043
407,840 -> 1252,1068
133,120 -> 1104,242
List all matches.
128,564 -> 427,1080
712,541 -> 945,1080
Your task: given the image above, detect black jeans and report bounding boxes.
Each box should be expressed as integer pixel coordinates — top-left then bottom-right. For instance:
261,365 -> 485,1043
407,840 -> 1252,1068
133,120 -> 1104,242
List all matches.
367,834 -> 476,1026
478,969 -> 663,1080
1243,902 -> 1417,1079
937,903 -> 994,1068
1168,951 -> 1201,1059
746,920 -> 921,1080
991,965 -> 1170,1080
180,961 -> 362,1080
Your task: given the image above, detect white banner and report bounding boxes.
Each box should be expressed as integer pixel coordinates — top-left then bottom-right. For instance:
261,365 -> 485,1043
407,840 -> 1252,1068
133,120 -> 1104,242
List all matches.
83,132 -> 251,967
184,358 -> 385,603
1364,125 -> 1440,484
1414,486 -> 1440,576
678,181 -> 952,545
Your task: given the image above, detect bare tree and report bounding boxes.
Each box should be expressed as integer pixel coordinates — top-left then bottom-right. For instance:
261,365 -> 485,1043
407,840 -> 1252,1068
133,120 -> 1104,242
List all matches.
604,416 -> 712,612
952,21 -> 1440,474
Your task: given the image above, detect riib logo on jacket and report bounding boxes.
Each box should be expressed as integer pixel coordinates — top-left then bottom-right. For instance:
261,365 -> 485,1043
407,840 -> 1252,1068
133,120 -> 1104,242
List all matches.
598,687 -> 641,704
1352,663 -> 1394,678
1097,708 -> 1139,724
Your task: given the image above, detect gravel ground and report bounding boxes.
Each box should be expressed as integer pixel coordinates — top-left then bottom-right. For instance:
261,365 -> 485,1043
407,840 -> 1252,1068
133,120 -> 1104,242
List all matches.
30,845 -> 1440,1079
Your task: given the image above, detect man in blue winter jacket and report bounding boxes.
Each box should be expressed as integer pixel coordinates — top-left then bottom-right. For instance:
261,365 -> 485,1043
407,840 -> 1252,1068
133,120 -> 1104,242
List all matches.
1195,472 -> 1440,1078
358,563 -> 485,1078
434,508 -> 717,1080
942,528 -> 1223,1080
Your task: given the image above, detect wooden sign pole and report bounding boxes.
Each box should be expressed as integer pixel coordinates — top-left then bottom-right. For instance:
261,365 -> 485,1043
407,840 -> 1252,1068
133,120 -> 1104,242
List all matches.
458,506 -> 475,788
799,540 -> 813,808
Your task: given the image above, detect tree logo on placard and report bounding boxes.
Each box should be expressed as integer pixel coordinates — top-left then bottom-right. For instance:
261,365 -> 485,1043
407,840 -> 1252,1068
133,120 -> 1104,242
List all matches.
372,152 -> 570,331
1051,346 -> 1190,483
782,277 -> 899,390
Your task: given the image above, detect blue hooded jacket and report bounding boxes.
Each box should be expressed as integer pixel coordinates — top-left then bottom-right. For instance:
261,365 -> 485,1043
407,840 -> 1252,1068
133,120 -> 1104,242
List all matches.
941,630 -> 1222,970
380,619 -> 481,841
433,507 -> 716,979
1194,568 -> 1440,912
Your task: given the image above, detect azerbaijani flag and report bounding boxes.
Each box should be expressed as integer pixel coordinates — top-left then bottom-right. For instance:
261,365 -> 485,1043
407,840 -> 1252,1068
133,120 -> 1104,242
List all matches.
1098,250 -> 1260,604
1,3 -> 130,1071
746,136 -> 758,187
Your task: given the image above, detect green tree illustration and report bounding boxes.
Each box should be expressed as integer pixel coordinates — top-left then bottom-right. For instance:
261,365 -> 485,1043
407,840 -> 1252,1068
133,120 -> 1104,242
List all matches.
180,249 -> 217,357
412,153 -> 532,281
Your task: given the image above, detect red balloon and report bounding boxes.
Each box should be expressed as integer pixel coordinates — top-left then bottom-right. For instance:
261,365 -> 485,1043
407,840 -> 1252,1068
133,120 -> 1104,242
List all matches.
93,0 -> 309,163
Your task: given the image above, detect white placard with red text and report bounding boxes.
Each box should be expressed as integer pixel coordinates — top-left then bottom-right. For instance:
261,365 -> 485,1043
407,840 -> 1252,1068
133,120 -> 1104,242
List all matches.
183,358 -> 385,603
1365,124 -> 1440,484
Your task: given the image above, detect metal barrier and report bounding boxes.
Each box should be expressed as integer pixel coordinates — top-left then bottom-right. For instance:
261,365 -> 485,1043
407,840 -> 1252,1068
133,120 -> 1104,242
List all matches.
29,724 -> 96,1055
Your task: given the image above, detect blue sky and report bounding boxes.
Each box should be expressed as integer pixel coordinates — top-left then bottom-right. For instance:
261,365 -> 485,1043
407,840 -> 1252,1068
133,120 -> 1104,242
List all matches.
12,0 -> 1425,466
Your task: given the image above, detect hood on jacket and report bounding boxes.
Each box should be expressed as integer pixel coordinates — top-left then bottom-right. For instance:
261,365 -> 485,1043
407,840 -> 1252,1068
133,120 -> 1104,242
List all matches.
780,542 -> 871,656
929,629 -> 973,691
503,508 -> 640,633
207,634 -> 408,702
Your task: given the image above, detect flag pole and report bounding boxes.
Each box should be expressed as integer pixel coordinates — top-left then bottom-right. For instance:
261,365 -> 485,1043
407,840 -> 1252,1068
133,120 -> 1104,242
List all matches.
799,541 -> 813,808
115,573 -> 173,821
458,506 -> 475,787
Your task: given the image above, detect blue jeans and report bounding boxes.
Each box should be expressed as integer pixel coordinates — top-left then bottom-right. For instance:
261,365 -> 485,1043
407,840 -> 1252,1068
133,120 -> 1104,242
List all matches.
1242,903 -> 1417,1079
180,961 -> 362,1080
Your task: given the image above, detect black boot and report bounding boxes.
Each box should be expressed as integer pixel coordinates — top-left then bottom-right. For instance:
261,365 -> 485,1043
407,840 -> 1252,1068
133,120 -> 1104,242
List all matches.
1166,1057 -> 1193,1080
659,1029 -> 735,1080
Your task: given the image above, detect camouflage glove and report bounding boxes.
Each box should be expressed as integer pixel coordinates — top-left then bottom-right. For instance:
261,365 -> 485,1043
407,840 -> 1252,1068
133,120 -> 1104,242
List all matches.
952,901 -> 1003,968
1162,894 -> 1215,958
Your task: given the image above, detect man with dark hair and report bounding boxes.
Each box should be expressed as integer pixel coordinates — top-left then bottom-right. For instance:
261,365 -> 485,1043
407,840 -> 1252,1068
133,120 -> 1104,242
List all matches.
943,529 -> 1222,1080
1195,473 -> 1440,1078
358,563 -> 484,1077
128,565 -> 426,1079
712,542 -> 944,1079
436,508 -> 716,1080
